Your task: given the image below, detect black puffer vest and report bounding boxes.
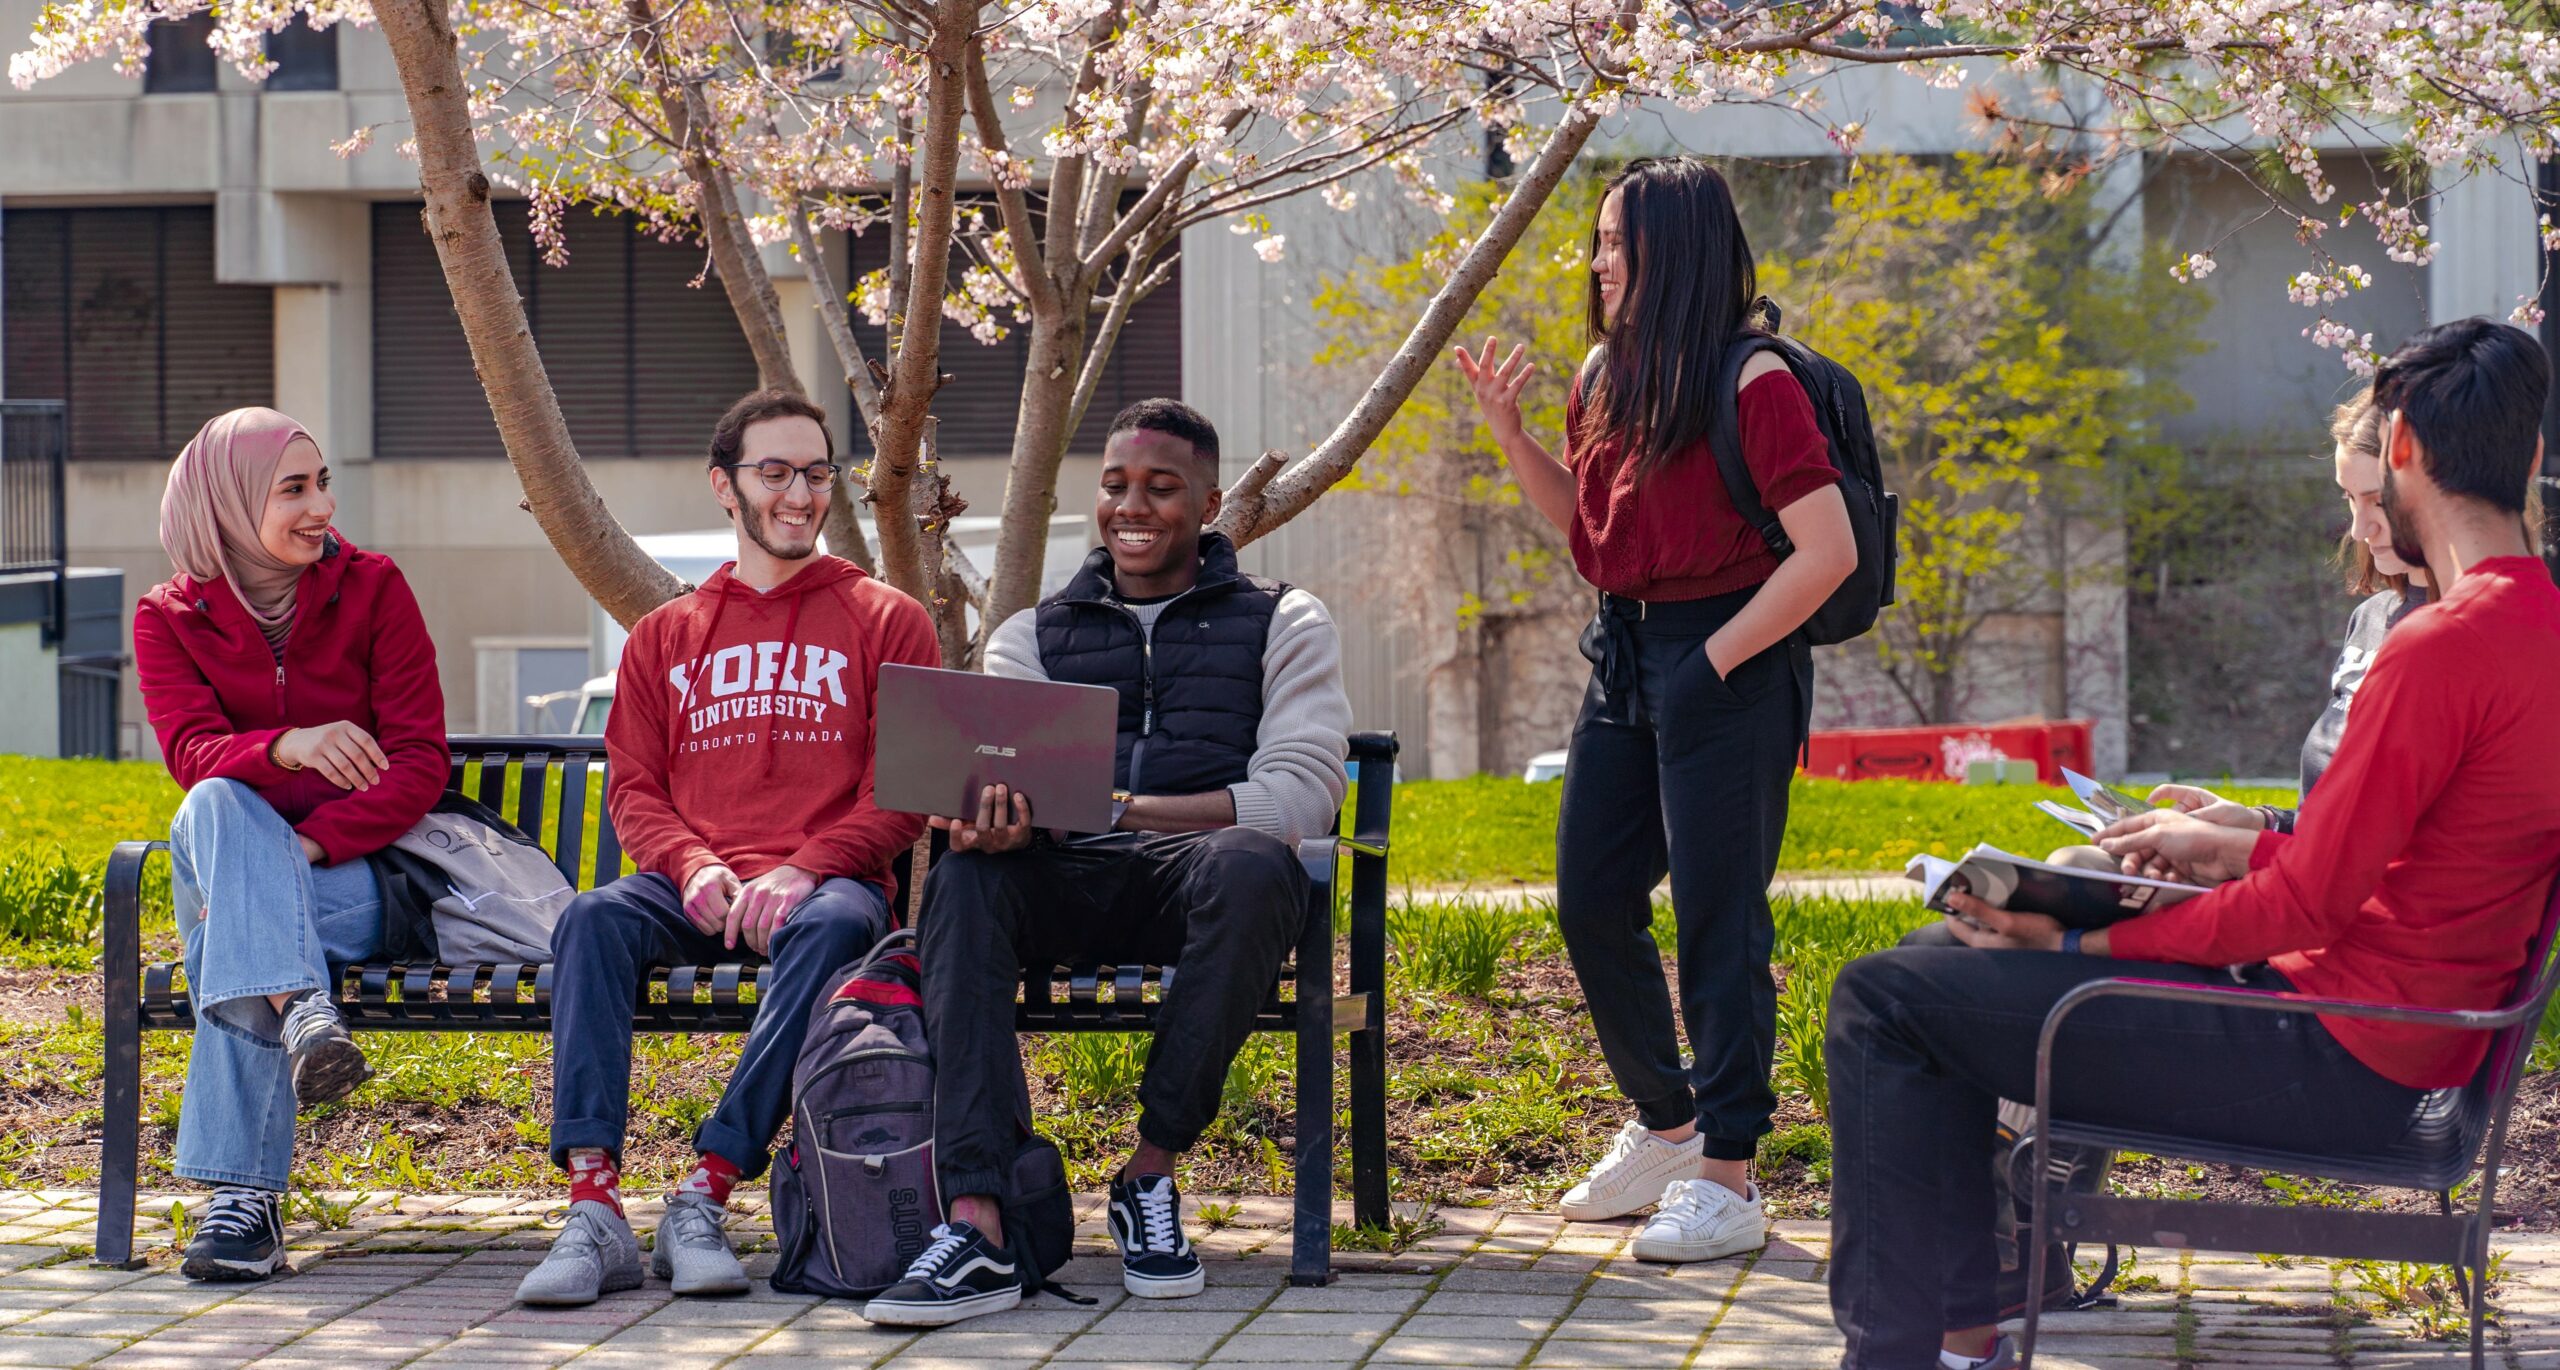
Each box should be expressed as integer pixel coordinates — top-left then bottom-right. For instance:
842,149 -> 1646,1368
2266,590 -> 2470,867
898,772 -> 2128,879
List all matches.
1033,532 -> 1285,796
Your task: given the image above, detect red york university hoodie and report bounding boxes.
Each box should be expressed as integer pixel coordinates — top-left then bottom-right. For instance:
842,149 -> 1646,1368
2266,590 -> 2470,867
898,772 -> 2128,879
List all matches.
605,556 -> 939,899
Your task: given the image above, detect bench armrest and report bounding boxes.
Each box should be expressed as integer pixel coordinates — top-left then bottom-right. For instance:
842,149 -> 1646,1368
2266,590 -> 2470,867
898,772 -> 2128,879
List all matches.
2028,973 -> 2541,1158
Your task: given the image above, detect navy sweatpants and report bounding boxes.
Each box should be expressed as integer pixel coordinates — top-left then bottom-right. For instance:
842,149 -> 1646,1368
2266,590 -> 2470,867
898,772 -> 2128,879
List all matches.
547,872 -> 890,1179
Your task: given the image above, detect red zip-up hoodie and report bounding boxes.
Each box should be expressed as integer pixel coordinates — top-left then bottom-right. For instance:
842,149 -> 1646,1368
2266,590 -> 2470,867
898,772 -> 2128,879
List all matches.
134,534 -> 450,866
605,556 -> 938,900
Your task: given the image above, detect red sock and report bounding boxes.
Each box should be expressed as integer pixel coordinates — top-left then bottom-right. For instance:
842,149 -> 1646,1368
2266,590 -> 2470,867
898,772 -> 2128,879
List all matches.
675,1152 -> 741,1209
567,1149 -> 623,1216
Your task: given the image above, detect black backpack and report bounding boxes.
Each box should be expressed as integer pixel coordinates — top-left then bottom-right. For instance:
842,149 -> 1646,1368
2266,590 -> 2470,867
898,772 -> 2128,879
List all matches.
1701,304 -> 1899,645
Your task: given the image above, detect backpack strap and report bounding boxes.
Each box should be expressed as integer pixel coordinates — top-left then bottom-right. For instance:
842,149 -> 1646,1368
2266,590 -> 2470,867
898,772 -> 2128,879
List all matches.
1705,332 -> 1799,560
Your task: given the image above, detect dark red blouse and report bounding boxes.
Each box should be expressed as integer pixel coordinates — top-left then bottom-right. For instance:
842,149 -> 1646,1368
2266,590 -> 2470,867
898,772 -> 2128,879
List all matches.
1564,368 -> 1840,602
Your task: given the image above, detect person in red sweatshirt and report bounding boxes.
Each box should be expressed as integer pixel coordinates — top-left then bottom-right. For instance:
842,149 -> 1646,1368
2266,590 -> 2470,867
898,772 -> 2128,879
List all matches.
1824,317 -> 2560,1370
518,390 -> 938,1308
136,408 -> 449,1283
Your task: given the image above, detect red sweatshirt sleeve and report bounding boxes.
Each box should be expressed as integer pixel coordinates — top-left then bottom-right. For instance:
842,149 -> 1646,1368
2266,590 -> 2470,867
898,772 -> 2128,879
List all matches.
293,566 -> 450,865
784,592 -> 940,881
2107,616 -> 2469,966
135,602 -> 296,791
604,615 -> 725,891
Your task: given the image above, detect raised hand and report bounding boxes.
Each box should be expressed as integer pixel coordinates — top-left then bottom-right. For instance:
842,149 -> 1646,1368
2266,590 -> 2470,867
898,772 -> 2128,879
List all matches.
1452,334 -> 1536,440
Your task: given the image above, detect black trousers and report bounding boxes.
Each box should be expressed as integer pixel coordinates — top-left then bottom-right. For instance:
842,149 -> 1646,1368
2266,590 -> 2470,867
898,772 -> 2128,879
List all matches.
1825,945 -> 2428,1368
918,828 -> 1309,1202
1555,589 -> 1809,1159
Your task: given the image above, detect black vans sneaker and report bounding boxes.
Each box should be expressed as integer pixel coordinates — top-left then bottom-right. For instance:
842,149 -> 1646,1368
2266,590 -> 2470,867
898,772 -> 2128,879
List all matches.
1108,1172 -> 1203,1298
861,1222 -> 1023,1327
181,1188 -> 288,1282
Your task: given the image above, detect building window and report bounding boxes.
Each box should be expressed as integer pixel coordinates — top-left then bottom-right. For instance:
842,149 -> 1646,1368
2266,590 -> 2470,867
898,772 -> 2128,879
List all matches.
141,14 -> 217,94
371,202 -> 763,460
264,17 -> 338,92
1,207 -> 276,461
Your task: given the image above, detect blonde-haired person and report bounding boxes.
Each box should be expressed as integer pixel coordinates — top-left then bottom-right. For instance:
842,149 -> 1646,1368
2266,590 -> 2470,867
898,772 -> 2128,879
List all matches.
2151,389 -> 2429,837
135,408 -> 447,1282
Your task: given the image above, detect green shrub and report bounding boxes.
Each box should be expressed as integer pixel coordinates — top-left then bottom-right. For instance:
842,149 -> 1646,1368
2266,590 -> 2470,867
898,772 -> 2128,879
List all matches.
1389,902 -> 1527,997
1044,1033 -> 1149,1107
0,842 -> 103,948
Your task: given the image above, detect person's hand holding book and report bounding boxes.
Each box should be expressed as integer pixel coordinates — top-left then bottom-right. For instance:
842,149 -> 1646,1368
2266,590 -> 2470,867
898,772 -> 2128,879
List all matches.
2096,810 -> 2257,884
1939,893 -> 2071,952
2146,783 -> 2268,831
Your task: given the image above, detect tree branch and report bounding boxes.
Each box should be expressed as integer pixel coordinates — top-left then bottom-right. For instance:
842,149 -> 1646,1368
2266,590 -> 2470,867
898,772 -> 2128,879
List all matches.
962,34 -> 1055,316
1217,103 -> 1603,546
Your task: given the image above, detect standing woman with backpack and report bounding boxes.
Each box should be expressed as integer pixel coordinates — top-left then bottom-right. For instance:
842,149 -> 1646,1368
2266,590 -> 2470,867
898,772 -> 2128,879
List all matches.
136,408 -> 448,1283
1454,157 -> 1857,1262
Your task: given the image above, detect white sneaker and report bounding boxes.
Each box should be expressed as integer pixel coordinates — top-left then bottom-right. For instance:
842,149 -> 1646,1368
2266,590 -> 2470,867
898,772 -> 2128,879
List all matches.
1630,1178 -> 1767,1263
1558,1120 -> 1704,1221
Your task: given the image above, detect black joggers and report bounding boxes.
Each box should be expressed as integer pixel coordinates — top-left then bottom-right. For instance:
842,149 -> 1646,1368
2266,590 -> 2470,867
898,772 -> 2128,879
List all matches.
1825,944 -> 2428,1368
1556,588 -> 1811,1161
918,828 -> 1309,1204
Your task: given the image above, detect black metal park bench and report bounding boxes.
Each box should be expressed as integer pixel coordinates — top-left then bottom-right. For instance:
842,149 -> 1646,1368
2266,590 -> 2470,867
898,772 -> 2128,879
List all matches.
98,732 -> 1398,1287
2016,874 -> 2560,1369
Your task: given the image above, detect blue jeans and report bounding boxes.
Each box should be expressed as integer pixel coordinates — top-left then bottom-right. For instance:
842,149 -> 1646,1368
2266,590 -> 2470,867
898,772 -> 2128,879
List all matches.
547,873 -> 889,1179
169,779 -> 386,1191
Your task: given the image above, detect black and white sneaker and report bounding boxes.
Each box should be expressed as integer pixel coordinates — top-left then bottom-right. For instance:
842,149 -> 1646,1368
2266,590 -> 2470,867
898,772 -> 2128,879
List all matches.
1108,1172 -> 1204,1298
860,1221 -> 1024,1327
281,990 -> 370,1107
181,1188 -> 288,1282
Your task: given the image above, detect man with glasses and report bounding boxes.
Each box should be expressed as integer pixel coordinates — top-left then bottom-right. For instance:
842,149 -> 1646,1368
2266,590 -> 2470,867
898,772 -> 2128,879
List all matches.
519,390 -> 941,1306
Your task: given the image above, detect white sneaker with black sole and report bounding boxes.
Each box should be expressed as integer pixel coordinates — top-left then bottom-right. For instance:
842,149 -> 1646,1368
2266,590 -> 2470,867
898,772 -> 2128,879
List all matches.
181,1188 -> 289,1282
861,1222 -> 1024,1327
1559,1120 -> 1704,1221
1108,1172 -> 1204,1298
1629,1178 -> 1767,1263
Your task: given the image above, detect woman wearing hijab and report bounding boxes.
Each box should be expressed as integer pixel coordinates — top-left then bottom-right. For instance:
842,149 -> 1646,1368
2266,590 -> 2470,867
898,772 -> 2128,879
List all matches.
134,407 -> 447,1282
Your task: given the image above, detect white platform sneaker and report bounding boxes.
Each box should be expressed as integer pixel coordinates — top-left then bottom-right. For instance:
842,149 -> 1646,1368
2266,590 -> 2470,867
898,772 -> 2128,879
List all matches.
1630,1178 -> 1767,1263
1559,1120 -> 1706,1222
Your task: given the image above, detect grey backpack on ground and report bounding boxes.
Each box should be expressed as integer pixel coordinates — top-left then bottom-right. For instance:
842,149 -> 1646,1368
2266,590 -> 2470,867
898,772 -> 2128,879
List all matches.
769,927 -> 1081,1301
771,929 -> 943,1299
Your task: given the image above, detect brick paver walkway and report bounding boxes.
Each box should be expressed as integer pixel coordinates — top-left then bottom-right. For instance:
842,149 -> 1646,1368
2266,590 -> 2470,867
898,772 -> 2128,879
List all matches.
0,1191 -> 2545,1366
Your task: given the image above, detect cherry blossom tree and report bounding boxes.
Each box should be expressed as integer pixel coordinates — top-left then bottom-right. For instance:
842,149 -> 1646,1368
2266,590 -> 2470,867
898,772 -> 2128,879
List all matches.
16,1 -> 2560,652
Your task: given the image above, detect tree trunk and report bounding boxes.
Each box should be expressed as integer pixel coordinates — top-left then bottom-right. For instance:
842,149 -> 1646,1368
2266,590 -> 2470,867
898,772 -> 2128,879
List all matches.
1214,106 -> 1601,548
867,0 -> 976,606
981,293 -> 1090,639
371,0 -> 687,628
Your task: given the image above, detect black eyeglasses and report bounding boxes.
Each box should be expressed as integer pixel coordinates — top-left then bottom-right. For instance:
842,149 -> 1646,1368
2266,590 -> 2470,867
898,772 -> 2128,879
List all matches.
719,459 -> 839,492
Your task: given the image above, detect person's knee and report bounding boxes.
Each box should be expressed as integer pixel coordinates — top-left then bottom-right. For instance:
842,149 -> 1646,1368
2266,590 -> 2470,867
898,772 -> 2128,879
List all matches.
552,886 -> 650,957
1825,949 -> 1917,1049
1199,827 -> 1303,890
773,887 -> 888,964
1897,921 -> 1960,950
172,778 -> 267,839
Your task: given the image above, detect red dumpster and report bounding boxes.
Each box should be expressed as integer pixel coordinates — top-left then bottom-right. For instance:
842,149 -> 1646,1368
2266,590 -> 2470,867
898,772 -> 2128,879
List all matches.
1801,719 -> 2094,785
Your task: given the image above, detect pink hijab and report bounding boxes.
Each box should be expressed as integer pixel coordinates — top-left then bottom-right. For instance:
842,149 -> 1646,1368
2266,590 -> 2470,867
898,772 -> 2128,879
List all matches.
159,408 -> 318,650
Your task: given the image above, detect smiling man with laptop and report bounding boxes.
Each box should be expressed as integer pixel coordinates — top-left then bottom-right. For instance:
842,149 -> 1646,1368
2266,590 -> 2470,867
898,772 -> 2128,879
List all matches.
862,398 -> 1353,1326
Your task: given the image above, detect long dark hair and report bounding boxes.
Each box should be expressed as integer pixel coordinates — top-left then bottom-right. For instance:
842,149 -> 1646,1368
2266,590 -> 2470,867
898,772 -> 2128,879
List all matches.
1580,157 -> 1760,478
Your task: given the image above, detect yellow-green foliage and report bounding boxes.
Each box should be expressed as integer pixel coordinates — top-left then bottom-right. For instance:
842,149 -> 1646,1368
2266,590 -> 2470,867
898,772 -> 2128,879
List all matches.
1309,171 -> 1605,622
0,756 -> 183,866
1758,155 -> 2210,722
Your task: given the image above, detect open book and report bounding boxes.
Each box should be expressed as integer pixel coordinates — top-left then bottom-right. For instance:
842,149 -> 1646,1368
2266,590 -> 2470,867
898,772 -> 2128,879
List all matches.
1905,845 -> 2207,931
2033,767 -> 2155,840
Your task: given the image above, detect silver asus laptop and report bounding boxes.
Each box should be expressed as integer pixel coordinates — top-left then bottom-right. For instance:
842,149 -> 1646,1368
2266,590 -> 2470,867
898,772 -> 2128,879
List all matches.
872,664 -> 1120,834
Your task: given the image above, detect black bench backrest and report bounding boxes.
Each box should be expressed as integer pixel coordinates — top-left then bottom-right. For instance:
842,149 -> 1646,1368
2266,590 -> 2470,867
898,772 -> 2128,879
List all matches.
446,736 -> 622,890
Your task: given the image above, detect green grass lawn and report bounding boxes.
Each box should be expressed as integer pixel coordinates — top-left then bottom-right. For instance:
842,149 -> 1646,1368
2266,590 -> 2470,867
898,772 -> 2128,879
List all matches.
1388,772 -> 2300,887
